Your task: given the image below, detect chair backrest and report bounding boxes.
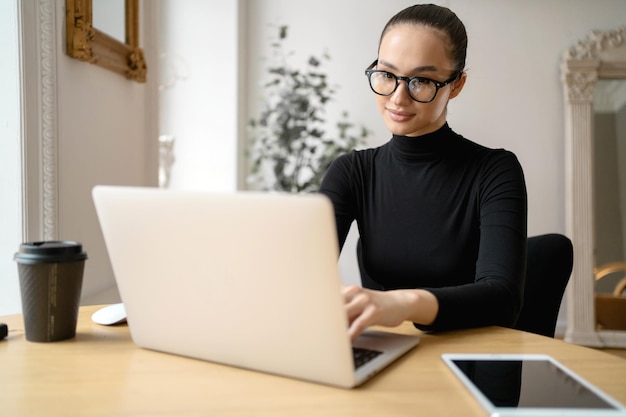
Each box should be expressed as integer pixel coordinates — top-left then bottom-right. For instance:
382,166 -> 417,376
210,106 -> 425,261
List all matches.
356,233 -> 573,338
515,234 -> 573,337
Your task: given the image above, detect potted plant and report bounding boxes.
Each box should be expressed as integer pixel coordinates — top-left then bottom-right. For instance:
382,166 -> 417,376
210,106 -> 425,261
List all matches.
247,25 -> 369,193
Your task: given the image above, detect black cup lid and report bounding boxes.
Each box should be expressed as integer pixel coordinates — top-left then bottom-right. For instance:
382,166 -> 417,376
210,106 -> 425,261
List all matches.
14,241 -> 88,264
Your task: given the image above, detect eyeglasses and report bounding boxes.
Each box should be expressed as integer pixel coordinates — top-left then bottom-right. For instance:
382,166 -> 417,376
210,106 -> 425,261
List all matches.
364,60 -> 459,103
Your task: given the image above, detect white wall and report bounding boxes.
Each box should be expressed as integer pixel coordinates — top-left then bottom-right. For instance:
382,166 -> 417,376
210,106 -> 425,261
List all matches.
54,0 -> 160,305
159,0 -> 241,191
0,0 -> 23,315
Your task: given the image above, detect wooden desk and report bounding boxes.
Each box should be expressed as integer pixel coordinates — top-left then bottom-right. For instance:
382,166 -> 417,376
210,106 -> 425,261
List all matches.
1,305 -> 625,417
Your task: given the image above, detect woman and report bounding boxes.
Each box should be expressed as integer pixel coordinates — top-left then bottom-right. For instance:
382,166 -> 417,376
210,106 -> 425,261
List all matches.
319,4 -> 527,341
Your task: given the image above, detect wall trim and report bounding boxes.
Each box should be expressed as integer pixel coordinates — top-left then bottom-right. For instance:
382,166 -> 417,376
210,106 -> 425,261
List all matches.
21,0 -> 59,241
39,0 -> 59,240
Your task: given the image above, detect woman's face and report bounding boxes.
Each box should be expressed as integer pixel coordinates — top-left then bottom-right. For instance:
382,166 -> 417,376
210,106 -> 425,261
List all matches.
375,24 -> 465,137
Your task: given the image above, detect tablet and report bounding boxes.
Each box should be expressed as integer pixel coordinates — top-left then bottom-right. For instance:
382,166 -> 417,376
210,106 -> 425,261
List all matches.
442,353 -> 626,417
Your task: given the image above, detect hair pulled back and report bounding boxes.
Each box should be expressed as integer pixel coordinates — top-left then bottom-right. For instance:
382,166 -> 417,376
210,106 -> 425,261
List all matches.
379,4 -> 467,74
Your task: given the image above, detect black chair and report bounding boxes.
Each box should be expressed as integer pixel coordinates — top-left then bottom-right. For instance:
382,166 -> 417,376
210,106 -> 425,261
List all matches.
356,233 -> 573,338
516,234 -> 573,337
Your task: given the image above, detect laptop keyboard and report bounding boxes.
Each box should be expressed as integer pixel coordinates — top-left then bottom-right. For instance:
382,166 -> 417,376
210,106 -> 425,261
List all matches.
353,347 -> 383,369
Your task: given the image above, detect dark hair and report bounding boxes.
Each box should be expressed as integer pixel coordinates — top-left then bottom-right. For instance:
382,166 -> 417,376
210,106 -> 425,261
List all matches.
379,4 -> 467,74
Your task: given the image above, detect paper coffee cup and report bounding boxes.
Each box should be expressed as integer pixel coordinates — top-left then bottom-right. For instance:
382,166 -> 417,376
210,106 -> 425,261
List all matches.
14,241 -> 87,342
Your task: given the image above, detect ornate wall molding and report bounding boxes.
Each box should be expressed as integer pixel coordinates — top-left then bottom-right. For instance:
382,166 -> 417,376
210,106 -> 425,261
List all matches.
39,0 -> 59,240
21,0 -> 60,241
563,72 -> 597,103
564,26 -> 626,61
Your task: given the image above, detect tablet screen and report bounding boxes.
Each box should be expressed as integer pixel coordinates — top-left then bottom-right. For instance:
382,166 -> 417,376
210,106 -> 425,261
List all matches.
442,355 -> 626,414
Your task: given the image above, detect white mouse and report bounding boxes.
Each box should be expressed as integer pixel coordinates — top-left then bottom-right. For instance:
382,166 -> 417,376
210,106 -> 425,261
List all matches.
91,303 -> 127,326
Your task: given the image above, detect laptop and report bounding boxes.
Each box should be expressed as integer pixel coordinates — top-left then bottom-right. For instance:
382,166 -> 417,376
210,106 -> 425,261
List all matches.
92,185 -> 420,388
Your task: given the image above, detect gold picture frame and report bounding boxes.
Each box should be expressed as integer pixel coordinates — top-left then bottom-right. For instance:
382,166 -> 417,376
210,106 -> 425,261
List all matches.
65,0 -> 147,82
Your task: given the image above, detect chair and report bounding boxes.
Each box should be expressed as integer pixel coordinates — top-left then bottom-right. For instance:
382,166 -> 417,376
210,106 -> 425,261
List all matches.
356,233 -> 573,338
515,234 -> 573,337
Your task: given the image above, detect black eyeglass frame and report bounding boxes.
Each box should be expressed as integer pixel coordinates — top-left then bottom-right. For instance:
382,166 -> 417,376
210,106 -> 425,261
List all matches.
364,60 -> 460,103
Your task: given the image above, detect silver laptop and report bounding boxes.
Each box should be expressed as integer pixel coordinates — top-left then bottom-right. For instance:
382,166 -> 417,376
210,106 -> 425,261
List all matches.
92,185 -> 420,388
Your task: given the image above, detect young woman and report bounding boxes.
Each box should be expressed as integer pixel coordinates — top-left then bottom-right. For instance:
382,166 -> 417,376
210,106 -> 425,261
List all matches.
319,4 -> 527,341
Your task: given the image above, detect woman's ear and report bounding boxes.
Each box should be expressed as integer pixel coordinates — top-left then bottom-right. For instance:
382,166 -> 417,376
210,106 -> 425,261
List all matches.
448,72 -> 467,100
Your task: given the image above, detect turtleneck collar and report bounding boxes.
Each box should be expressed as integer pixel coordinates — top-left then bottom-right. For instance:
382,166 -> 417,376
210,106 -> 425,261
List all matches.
389,123 -> 455,162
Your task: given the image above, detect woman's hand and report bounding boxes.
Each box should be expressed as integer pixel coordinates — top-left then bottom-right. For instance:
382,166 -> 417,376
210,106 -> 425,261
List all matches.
341,285 -> 438,341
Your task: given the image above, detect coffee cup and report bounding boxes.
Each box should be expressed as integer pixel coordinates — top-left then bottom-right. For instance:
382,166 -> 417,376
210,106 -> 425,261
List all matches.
14,241 -> 87,342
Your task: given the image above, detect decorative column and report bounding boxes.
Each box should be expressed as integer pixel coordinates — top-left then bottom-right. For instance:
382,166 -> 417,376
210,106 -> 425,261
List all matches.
562,65 -> 602,346
562,26 -> 626,347
20,0 -> 60,241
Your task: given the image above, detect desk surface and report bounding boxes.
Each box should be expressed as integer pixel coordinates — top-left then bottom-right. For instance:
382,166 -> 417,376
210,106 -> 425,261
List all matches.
1,305 -> 625,417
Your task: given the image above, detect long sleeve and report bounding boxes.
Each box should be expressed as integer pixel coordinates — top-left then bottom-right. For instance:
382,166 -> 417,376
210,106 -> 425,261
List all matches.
319,123 -> 527,332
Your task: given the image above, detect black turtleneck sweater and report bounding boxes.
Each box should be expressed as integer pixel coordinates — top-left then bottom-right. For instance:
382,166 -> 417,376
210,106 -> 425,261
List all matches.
319,123 -> 527,332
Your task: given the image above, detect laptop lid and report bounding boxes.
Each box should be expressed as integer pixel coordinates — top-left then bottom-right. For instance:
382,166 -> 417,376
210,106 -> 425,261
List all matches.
92,186 -> 419,388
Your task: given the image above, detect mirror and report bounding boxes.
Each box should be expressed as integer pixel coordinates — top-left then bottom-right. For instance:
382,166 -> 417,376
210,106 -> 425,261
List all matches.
92,0 -> 125,44
65,0 -> 146,82
562,26 -> 626,348
594,79 -> 626,293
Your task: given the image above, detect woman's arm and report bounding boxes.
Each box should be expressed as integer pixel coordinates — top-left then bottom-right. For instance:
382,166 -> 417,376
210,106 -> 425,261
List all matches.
423,151 -> 527,332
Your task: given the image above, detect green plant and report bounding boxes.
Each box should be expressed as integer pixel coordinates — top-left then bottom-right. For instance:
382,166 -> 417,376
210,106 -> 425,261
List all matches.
247,25 -> 369,193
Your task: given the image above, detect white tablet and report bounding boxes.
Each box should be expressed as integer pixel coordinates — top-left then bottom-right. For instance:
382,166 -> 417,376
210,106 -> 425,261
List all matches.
442,353 -> 626,417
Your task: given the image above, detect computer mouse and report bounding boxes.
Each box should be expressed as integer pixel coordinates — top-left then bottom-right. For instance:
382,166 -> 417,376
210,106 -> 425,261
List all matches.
91,303 -> 127,326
